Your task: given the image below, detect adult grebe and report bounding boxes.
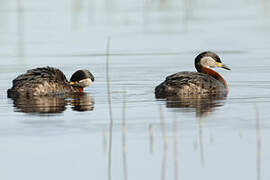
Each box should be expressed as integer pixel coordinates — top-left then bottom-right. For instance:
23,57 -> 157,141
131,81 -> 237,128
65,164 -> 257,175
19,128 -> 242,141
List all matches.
155,51 -> 231,98
7,67 -> 95,98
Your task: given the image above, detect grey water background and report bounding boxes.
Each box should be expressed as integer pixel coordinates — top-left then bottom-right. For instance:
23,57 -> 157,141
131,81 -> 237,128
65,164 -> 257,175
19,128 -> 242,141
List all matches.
0,0 -> 270,179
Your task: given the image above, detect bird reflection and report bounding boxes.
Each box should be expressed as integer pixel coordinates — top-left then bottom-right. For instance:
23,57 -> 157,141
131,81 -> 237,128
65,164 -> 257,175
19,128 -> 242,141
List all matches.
164,96 -> 226,117
70,93 -> 94,111
10,93 -> 94,114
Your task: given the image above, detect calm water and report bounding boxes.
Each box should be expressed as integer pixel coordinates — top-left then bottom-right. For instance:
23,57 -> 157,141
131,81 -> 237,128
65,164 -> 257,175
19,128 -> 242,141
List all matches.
0,0 -> 270,180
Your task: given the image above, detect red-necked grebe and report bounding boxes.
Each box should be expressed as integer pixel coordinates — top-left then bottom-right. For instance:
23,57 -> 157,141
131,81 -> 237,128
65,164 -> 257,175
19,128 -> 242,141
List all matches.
155,51 -> 231,98
7,67 -> 95,98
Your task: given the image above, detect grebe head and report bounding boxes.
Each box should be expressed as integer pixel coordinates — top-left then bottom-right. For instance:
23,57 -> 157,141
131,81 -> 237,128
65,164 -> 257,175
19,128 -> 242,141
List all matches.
195,51 -> 231,72
69,70 -> 95,88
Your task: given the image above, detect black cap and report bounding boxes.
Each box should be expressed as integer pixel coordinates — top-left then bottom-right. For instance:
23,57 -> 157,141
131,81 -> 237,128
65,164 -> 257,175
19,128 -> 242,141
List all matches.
70,70 -> 95,82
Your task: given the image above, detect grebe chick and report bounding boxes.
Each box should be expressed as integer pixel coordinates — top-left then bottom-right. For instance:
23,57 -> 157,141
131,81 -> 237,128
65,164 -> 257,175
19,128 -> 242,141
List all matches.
7,67 -> 95,98
155,51 -> 231,98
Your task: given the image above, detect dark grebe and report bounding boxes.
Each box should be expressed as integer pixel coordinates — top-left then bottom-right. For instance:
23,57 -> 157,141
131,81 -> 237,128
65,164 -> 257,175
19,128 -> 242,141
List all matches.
7,67 -> 94,98
155,51 -> 231,98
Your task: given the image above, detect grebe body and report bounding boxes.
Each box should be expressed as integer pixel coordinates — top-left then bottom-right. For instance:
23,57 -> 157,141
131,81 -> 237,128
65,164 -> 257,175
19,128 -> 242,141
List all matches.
7,67 -> 94,98
155,51 -> 230,98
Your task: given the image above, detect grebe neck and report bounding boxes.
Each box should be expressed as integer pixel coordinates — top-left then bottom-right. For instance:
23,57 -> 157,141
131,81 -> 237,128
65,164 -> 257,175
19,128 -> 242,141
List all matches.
200,66 -> 229,94
71,86 -> 84,93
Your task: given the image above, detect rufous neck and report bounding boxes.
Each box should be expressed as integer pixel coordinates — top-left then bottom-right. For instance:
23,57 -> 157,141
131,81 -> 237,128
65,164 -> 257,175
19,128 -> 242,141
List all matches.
72,86 -> 84,93
200,66 -> 228,94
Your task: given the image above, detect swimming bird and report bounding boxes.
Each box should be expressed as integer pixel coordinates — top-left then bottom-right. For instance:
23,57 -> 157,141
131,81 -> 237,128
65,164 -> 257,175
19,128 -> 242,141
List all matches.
7,67 -> 95,98
155,51 -> 231,98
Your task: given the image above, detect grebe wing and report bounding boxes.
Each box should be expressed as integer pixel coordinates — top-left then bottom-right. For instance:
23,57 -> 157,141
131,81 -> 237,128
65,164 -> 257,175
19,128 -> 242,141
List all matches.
165,71 -> 221,87
155,71 -> 225,98
166,71 -> 198,80
12,67 -> 68,86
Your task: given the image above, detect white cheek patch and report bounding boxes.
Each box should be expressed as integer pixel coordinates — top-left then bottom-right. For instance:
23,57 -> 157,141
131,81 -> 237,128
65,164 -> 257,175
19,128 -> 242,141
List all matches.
200,57 -> 217,68
78,78 -> 92,87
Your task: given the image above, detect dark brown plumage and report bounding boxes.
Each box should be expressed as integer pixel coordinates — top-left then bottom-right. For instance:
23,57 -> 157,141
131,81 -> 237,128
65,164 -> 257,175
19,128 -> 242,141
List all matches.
155,51 -> 231,99
7,67 -> 94,98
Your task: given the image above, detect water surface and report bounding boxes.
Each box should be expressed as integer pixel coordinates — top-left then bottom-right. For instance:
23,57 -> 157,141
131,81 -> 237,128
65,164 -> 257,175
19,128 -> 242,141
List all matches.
0,0 -> 270,180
